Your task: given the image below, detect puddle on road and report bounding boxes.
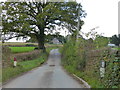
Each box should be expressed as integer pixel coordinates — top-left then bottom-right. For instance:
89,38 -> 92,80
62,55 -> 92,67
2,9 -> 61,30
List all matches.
49,65 -> 55,67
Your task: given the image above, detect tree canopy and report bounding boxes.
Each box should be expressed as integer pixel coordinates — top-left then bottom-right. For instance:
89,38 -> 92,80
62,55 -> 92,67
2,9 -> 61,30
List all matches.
2,1 -> 86,51
94,36 -> 109,49
26,33 -> 66,44
110,34 -> 120,46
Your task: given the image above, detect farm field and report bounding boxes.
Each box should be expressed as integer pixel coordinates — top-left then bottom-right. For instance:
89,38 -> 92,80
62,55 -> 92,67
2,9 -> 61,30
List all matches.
2,42 -> 38,46
116,47 -> 120,50
2,42 -> 63,53
113,47 -> 120,50
9,47 -> 36,53
2,42 -> 63,46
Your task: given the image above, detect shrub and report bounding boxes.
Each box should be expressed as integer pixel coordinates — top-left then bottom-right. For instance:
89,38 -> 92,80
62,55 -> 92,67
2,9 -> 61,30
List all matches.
2,46 -> 12,68
61,36 -> 120,88
12,50 -> 41,62
25,44 -> 36,47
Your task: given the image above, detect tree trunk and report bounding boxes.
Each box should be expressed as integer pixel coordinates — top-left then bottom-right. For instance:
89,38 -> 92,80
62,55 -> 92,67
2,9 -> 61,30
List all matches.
37,27 -> 46,52
37,37 -> 46,52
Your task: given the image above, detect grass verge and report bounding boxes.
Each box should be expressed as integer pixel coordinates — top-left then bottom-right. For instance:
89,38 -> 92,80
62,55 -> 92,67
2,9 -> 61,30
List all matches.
2,45 -> 61,83
2,53 -> 46,83
62,65 -> 104,88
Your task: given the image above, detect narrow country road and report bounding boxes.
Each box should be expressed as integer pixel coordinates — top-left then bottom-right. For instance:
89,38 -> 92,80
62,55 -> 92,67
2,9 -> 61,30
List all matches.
2,49 -> 84,88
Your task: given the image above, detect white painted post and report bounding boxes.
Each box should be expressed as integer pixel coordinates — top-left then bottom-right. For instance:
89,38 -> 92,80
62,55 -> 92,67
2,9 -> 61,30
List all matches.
14,61 -> 17,67
14,57 -> 17,67
100,60 -> 105,78
100,67 -> 105,78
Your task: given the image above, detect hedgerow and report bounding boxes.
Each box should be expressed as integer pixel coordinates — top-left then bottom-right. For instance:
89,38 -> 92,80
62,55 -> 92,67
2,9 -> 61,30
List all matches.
61,31 -> 120,88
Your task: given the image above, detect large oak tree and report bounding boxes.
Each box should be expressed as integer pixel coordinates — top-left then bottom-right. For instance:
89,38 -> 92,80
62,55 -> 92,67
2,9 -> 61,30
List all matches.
2,1 -> 86,51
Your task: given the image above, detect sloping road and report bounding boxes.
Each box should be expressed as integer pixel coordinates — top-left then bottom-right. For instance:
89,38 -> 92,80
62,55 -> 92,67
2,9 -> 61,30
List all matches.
2,49 -> 84,88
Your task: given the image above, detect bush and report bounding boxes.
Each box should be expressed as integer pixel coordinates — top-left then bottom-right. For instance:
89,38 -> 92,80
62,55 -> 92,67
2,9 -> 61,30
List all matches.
13,50 -> 41,62
103,51 -> 120,88
2,47 -> 41,68
25,44 -> 36,47
61,36 -> 120,88
2,46 -> 12,68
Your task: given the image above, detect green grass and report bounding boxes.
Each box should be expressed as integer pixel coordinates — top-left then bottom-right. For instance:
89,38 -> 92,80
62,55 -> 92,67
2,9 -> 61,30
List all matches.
2,54 -> 46,82
9,47 -> 35,53
113,47 -> 120,50
2,42 -> 38,46
9,44 -> 63,53
2,45 -> 62,83
63,65 -> 104,88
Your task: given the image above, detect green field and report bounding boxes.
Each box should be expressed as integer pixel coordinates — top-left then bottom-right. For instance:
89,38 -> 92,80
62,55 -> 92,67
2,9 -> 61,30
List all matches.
2,42 -> 62,47
118,48 -> 120,50
9,44 -> 63,53
113,47 -> 120,50
9,47 -> 35,53
2,42 -> 38,46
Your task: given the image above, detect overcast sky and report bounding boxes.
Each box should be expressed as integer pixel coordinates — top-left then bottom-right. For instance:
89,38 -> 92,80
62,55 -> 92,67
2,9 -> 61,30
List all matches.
78,0 -> 119,37
1,0 -> 120,42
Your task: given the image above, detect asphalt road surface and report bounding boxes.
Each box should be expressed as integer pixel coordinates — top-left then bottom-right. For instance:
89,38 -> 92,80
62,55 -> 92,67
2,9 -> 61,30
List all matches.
2,49 -> 84,88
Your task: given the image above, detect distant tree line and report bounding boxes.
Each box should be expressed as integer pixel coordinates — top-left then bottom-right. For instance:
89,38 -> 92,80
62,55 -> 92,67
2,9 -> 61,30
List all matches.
26,33 -> 66,44
110,34 -> 120,46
